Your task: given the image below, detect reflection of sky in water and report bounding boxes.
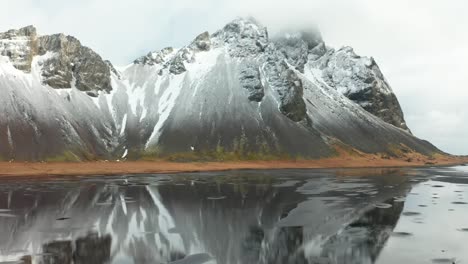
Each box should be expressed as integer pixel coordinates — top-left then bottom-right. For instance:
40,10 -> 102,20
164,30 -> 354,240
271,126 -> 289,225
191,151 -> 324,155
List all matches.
0,166 -> 466,264
377,177 -> 468,264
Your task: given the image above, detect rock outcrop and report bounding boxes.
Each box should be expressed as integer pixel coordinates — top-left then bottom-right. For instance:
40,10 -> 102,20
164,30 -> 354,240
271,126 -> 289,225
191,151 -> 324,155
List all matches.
0,25 -> 112,94
312,47 -> 410,132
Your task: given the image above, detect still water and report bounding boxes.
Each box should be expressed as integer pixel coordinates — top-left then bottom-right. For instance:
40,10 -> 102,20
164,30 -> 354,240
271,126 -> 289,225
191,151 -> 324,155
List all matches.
0,166 -> 467,264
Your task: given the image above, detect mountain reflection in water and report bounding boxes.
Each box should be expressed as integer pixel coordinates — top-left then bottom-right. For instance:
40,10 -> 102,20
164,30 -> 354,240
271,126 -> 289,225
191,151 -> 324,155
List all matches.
0,167 -> 466,264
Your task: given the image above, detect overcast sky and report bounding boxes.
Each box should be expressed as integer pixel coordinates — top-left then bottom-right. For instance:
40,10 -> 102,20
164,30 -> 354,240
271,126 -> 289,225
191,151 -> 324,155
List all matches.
1,0 -> 467,154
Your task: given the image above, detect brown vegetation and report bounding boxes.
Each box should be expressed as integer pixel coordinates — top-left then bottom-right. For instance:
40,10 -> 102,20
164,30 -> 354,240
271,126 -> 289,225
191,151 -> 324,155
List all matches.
0,153 -> 466,178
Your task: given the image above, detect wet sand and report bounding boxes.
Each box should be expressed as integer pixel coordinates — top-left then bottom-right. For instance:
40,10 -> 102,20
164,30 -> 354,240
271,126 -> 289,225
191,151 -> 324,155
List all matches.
0,154 -> 467,178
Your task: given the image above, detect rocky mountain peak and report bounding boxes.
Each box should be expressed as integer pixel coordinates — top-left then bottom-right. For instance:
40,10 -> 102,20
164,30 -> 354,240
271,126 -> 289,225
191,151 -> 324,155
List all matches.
189,31 -> 211,51
218,17 -> 264,36
0,25 -> 37,39
0,25 -> 38,72
0,25 -> 113,94
212,17 -> 269,57
134,31 -> 214,75
134,47 -> 175,66
0,18 -> 440,161
309,46 -> 410,132
130,17 -> 410,131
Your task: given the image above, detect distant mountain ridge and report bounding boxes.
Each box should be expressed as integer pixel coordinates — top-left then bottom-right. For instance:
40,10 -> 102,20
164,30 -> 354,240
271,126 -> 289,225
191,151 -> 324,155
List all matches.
0,18 -> 441,161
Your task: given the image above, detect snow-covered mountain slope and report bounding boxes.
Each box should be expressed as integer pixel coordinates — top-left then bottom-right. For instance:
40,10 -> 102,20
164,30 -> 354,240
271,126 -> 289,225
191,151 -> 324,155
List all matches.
0,18 -> 441,161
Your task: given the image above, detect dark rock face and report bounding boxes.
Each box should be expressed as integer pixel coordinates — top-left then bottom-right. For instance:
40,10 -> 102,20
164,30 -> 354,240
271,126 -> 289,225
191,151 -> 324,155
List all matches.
272,31 -> 322,73
37,34 -> 112,93
190,31 -> 211,51
263,51 -> 308,122
309,42 -> 327,60
0,25 -> 37,72
316,47 -> 410,132
278,69 -> 307,122
239,63 -> 264,102
347,85 -> 409,132
168,51 -> 189,75
0,26 -> 113,93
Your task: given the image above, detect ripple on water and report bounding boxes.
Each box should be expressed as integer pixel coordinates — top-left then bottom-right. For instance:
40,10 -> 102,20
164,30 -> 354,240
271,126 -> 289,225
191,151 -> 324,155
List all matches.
95,202 -> 113,206
374,203 -> 393,209
169,253 -> 213,264
0,213 -> 16,218
394,196 -> 406,202
402,211 -> 421,216
391,231 -> 413,237
431,258 -> 456,264
207,196 -> 227,200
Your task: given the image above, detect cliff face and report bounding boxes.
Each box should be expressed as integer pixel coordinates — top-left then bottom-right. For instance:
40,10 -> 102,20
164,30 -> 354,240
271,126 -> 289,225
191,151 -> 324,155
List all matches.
0,25 -> 112,95
313,46 -> 410,132
0,19 -> 440,161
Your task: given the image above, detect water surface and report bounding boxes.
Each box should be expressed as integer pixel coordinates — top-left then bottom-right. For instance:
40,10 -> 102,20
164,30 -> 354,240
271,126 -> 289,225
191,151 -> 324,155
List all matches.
0,166 -> 467,264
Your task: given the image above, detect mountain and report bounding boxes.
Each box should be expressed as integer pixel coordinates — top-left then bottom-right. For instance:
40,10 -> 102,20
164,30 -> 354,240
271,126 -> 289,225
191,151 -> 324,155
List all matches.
0,18 -> 441,161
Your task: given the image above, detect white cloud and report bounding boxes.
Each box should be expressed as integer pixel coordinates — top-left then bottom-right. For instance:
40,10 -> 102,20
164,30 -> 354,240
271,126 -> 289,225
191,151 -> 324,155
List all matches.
1,0 -> 467,154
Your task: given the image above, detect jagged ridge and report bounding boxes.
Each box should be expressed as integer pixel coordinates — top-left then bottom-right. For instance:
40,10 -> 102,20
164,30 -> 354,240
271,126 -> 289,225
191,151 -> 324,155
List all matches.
0,19 -> 440,161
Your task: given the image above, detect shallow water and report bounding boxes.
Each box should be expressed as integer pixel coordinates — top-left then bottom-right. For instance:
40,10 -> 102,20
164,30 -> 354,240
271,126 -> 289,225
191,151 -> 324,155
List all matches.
0,166 -> 467,264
